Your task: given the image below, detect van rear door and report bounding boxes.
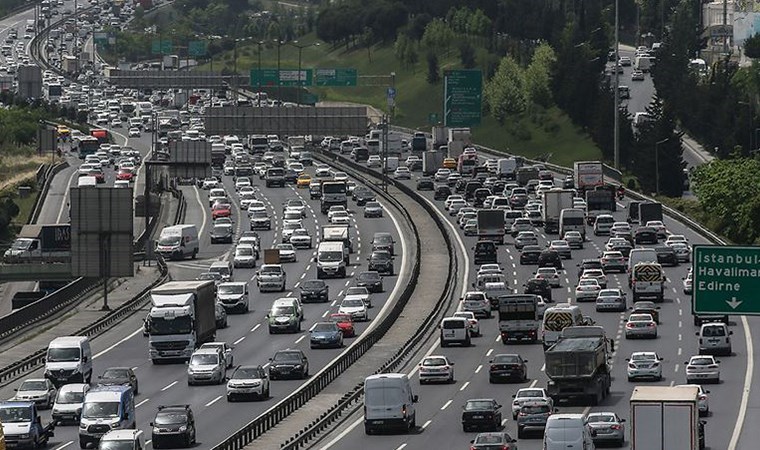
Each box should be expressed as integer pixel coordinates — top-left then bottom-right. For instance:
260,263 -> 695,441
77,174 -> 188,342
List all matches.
365,382 -> 404,421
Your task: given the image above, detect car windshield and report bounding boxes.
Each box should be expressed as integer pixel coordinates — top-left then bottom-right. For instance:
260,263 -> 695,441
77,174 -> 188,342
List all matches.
313,323 -> 336,333
365,202 -> 381,208
0,406 -> 33,422
703,326 -> 726,337
346,287 -> 367,296
251,211 -> 268,218
101,369 -> 129,379
47,347 -> 80,362
154,412 -> 188,425
342,299 -> 364,308
546,427 -> 581,441
19,380 -> 47,390
493,355 -> 520,364
422,358 -> 448,367
232,368 -> 263,379
632,353 -> 656,361
320,251 -> 344,262
158,235 -> 181,246
588,414 -> 616,423
465,400 -> 494,411
273,352 -> 302,363
272,306 -> 295,316
57,390 -> 85,404
372,252 -> 391,261
475,434 -> 505,444
358,273 -> 380,282
190,354 -> 219,365
82,401 -> 120,418
236,247 -> 253,256
218,284 -> 244,295
302,281 -> 325,290
690,357 -> 713,365
518,390 -> 543,398
522,404 -> 550,414
260,266 -> 281,274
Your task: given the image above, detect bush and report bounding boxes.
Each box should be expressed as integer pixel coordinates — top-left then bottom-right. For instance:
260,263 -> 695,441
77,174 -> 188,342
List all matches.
514,127 -> 532,141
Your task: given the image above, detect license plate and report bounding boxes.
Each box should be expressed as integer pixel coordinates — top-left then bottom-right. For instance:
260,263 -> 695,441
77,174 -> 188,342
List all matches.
472,415 -> 484,419
373,420 -> 384,424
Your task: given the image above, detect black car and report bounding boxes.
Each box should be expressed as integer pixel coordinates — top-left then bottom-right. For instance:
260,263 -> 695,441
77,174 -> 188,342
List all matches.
462,399 -> 503,432
561,175 -> 574,189
464,181 -> 483,200
151,405 -> 196,449
210,223 -> 234,244
356,271 -> 383,293
416,177 -> 434,191
368,250 -> 394,275
371,232 -> 395,255
300,279 -> 329,303
524,278 -> 552,302
488,354 -> 528,383
284,169 -> 299,183
577,259 -> 603,278
433,184 -> 451,200
519,245 -> 542,265
472,188 -> 492,208
352,147 -> 369,162
634,226 -> 659,244
268,349 -> 309,380
474,240 -> 498,265
654,245 -> 678,266
97,367 -> 139,395
353,187 -> 376,206
632,301 -> 661,323
537,250 -> 563,270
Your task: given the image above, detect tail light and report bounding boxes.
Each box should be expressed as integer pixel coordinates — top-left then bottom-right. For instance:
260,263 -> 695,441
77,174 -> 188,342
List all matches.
708,365 -> 718,369
401,405 -> 407,417
699,395 -> 707,400
611,424 -> 622,430
626,322 -> 634,328
648,323 -> 656,327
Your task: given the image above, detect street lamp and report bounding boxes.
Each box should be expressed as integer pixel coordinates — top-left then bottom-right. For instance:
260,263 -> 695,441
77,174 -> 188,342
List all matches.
655,137 -> 670,196
255,41 -> 264,106
287,41 -> 320,105
274,39 -> 287,104
614,0 -> 620,170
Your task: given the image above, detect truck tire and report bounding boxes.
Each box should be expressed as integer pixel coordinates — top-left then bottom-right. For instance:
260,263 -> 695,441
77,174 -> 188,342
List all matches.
79,438 -> 88,449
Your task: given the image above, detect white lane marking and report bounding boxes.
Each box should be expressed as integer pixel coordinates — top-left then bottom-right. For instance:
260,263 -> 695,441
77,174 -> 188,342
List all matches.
57,168 -> 79,222
194,187 -> 209,236
729,316 -> 754,450
205,395 -> 223,407
486,348 -> 494,356
233,336 -> 246,345
422,420 -> 432,429
136,398 -> 150,408
475,364 -> 482,373
529,379 -> 538,388
459,381 -> 470,391
441,399 -> 453,410
93,328 -> 143,359
295,335 -> 305,344
55,441 -> 73,450
161,381 -> 177,391
322,310 -> 329,318
250,323 -> 261,332
674,364 -> 679,373
395,445 -> 407,450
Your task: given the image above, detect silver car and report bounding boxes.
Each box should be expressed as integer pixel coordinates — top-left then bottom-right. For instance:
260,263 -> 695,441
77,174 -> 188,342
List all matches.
587,412 -> 626,447
595,288 -> 627,312
563,231 -> 584,249
624,313 -> 658,339
515,231 -> 538,249
626,351 -> 663,381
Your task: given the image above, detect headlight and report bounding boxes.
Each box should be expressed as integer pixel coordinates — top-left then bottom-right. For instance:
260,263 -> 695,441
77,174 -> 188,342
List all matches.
179,426 -> 187,432
19,434 -> 30,439
293,364 -> 302,369
80,423 -> 87,429
111,421 -> 121,429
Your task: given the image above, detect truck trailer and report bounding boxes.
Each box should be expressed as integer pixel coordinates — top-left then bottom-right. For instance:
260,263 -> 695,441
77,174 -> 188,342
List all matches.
630,385 -> 703,450
573,161 -> 604,194
545,326 -> 612,405
498,294 -> 540,343
542,189 -> 575,234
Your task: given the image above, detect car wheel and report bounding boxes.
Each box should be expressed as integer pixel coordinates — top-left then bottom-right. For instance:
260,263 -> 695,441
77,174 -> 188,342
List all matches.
227,394 -> 234,402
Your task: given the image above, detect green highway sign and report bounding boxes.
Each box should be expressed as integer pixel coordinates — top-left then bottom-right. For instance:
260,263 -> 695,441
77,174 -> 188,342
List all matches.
250,69 -> 313,87
93,32 -> 108,45
315,68 -> 357,86
151,39 -> 172,55
428,112 -> 439,125
693,245 -> 760,315
279,69 -> 313,86
443,69 -> 482,128
250,69 -> 280,87
188,40 -> 207,57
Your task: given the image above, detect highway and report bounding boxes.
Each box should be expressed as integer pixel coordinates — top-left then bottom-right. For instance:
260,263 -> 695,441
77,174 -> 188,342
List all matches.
316,157 -> 755,450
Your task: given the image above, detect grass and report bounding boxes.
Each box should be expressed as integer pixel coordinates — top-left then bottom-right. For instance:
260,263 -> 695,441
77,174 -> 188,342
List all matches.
199,34 -> 602,165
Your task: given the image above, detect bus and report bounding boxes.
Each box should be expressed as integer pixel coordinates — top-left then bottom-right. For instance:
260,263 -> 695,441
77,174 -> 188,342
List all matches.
77,136 -> 99,159
457,152 -> 478,175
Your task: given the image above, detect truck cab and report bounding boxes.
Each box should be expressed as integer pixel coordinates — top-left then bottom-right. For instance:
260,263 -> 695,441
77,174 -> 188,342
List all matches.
0,401 -> 54,449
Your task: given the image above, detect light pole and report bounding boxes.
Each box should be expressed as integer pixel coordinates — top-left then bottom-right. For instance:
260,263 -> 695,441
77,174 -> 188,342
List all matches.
655,137 -> 669,196
256,41 -> 264,106
274,39 -> 288,104
614,0 -> 620,170
287,41 -> 320,105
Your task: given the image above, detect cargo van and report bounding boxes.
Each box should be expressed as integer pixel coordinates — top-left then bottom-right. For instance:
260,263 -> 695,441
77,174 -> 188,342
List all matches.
208,261 -> 233,282
363,373 -> 418,434
543,414 -> 596,450
698,322 -> 732,355
98,430 -> 144,450
440,317 -> 471,347
52,383 -> 90,425
560,208 -> 586,240
542,305 -> 585,349
627,248 -> 658,285
155,225 -> 199,260
631,262 -> 666,302
316,241 -> 347,278
45,336 -> 93,386
79,386 -> 136,448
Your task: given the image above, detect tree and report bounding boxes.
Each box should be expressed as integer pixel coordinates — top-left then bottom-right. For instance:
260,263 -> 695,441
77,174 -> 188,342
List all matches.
635,95 -> 686,197
483,55 -> 527,123
524,42 -> 556,107
421,18 -> 455,55
361,26 -> 374,63
467,8 -> 492,37
458,40 -> 476,68
744,33 -> 760,59
426,52 -> 440,84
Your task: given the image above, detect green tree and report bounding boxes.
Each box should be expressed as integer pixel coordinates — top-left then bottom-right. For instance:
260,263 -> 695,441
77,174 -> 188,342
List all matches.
484,55 -> 527,123
467,9 -> 492,37
524,42 -> 556,107
744,33 -> 760,58
421,18 -> 455,55
458,40 -> 476,68
361,26 -> 374,62
426,52 -> 440,84
635,95 -> 686,196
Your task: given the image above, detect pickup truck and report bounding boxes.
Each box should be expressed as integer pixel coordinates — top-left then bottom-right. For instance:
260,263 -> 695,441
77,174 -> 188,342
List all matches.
0,401 -> 55,448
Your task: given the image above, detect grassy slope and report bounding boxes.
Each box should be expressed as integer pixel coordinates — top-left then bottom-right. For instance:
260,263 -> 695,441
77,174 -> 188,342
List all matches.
206,35 -> 602,167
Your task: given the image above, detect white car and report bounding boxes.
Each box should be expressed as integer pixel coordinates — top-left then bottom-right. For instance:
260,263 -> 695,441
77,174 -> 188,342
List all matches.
626,351 -> 663,381
281,220 -> 302,242
418,355 -> 454,384
289,229 -> 313,249
283,199 -> 307,217
675,384 -> 710,416
330,210 -> 351,225
535,267 -> 561,288
111,118 -> 122,127
625,313 -> 658,339
235,178 -> 252,191
645,220 -> 668,238
444,194 -> 464,210
274,243 -> 297,262
665,234 -> 688,246
233,244 -> 256,268
452,311 -> 480,336
685,355 -> 720,384
477,264 -> 502,276
338,298 -> 368,322
448,199 -> 467,215
327,206 -> 347,222
344,286 -> 371,308
434,168 -> 451,183
575,278 -> 602,302
670,242 -> 691,262
226,365 -> 269,401
393,166 -> 411,179
367,155 -> 382,168
315,164 -> 332,177
580,268 -> 608,289
511,388 -> 553,419
128,127 -> 140,137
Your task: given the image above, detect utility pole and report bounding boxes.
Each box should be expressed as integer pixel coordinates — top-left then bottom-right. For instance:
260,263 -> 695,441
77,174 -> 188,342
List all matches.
381,115 -> 388,193
723,0 -> 729,55
614,0 -> 620,169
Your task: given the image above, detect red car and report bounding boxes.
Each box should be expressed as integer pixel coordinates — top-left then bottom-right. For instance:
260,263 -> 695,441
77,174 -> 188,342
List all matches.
116,169 -> 134,181
212,203 -> 232,220
329,313 -> 356,338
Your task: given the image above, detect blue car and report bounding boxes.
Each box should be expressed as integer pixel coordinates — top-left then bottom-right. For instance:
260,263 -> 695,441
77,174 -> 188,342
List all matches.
309,322 -> 344,349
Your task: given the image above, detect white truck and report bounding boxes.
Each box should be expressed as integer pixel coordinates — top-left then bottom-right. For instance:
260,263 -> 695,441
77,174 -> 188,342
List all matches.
422,150 -> 445,175
447,127 -> 471,159
542,189 -> 575,234
3,224 -> 71,263
630,385 -> 703,450
635,56 -> 652,72
147,281 -> 217,363
573,161 -> 604,194
498,294 -> 540,343
384,156 -> 399,173
431,126 -> 447,150
385,133 -> 403,157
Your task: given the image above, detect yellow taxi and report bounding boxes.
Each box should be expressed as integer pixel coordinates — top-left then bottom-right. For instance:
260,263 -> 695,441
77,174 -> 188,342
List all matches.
296,173 -> 312,188
57,125 -> 70,138
443,157 -> 457,169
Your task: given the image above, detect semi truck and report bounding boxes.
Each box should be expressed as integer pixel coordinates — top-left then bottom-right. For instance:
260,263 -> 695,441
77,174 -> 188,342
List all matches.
476,209 -> 506,245
545,326 -> 613,405
3,224 -> 71,263
447,127 -> 471,159
639,201 -> 664,225
573,161 -> 604,194
630,385 -> 703,450
147,281 -> 216,363
0,401 -> 55,448
320,180 -> 348,214
498,294 -> 540,343
422,150 -> 445,175
542,189 -> 575,234
585,188 -> 617,225
411,132 -> 427,153
385,133 -> 403,157
431,126 -> 447,150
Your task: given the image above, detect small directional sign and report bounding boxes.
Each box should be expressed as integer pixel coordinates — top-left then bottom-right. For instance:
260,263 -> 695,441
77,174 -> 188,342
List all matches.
693,245 -> 760,315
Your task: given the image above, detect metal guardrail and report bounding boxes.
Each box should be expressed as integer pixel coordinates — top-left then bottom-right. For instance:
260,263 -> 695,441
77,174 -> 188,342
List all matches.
212,149 -> 425,450
28,161 -> 69,224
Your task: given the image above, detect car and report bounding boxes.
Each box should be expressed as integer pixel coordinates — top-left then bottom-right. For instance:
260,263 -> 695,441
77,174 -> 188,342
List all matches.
516,400 -> 554,438
580,268 -> 607,288
249,209 -> 272,230
548,240 -> 572,259
116,169 -> 134,181
393,166 -> 411,179
654,245 -> 678,266
13,378 -> 57,409
363,201 -> 384,218
511,388 -> 552,419
462,398 -> 503,432
488,354 -> 528,383
199,342 -> 234,368
576,259 -> 603,278
416,177 -> 434,190
646,220 -> 668,238
675,384 -> 710,416
367,250 -> 394,275
366,155 -> 381,168
515,231 -> 538,249
329,313 -> 356,337
211,202 -> 232,220
600,251 -> 626,273
632,301 -> 661,323
418,355 -> 455,384
288,229 -> 312,249
470,432 -> 518,450
626,351 -> 663,381
634,226 -> 659,244
619,56 -> 632,66
233,244 -> 256,268
453,311 -> 481,336
477,264 -> 502,276
345,286 -> 372,308
356,271 -> 383,293
670,242 -> 691,262
353,187 -> 375,206
683,270 -> 693,295
268,349 -> 309,380
187,347 -> 227,385
510,218 -> 533,236
281,220 -> 302,242
625,313 -> 658,339
111,118 -> 122,127
587,412 -> 626,446
462,291 -> 492,318
210,223 -> 233,244
631,69 -> 645,80
338,298 -> 369,322
685,355 -> 720,384
575,278 -> 601,302
300,279 -> 329,303
519,245 -> 542,265
151,405 -> 196,449
524,277 -> 552,302
96,367 -> 139,394
596,288 -> 627,312
296,173 -> 311,188
330,210 -> 350,225
310,322 -> 344,349
563,231 -> 584,249
535,267 -> 561,288
226,365 -> 269,401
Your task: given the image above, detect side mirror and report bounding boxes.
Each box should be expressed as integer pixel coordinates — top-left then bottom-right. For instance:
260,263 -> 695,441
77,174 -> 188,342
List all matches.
511,394 -> 516,398
149,422 -> 154,427
695,332 -> 700,336
412,395 -> 419,403
730,331 -> 734,335
450,362 -> 455,366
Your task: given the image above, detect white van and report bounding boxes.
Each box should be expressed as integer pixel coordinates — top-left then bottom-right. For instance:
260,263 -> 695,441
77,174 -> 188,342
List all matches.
209,260 -> 233,282
631,262 -> 666,302
542,305 -> 585,349
52,383 -> 90,424
77,176 -> 97,188
543,414 -> 596,450
216,282 -> 249,313
155,224 -> 199,260
560,208 -> 586,240
593,214 -> 615,235
79,386 -> 136,448
627,248 -> 658,285
440,317 -> 471,347
316,241 -> 347,278
45,336 -> 93,386
698,322 -> 732,356
364,373 -> 418,434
